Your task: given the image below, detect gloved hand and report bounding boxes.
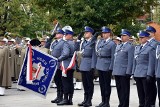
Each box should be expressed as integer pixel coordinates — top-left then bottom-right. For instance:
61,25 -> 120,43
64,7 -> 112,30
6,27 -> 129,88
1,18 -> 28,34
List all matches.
15,48 -> 20,55
49,33 -> 56,41
146,75 -> 152,82
77,32 -> 84,40
93,32 -> 101,37
90,68 -> 95,78
126,74 -> 131,78
91,68 -> 95,72
109,70 -> 112,72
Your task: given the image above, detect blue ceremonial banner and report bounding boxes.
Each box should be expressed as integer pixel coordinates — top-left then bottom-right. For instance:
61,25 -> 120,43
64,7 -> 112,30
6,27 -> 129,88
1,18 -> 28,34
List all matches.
17,46 -> 58,98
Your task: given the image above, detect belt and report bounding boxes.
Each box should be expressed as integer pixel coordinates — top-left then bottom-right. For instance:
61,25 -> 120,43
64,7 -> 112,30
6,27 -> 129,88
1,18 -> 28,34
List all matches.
98,56 -> 111,58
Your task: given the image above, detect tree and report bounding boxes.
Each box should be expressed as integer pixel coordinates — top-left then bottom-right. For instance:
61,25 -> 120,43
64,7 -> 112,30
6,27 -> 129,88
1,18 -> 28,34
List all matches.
0,0 -> 158,37
35,0 -> 157,36
0,0 -> 27,36
0,0 -> 52,37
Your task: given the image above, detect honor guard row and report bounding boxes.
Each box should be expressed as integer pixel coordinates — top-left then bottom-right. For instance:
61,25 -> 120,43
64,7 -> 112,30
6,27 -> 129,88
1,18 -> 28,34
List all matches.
46,25 -> 160,107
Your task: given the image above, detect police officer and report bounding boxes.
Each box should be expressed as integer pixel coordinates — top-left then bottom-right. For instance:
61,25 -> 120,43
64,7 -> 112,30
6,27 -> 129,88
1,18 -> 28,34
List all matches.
76,26 -> 98,107
45,29 -> 65,103
112,29 -> 134,107
95,27 -> 116,107
146,26 -> 158,107
57,28 -> 75,105
132,30 -> 156,107
156,43 -> 160,107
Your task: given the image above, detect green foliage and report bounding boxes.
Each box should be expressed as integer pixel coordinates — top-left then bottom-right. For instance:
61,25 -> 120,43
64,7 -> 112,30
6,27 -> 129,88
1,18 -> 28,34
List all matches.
0,0 -> 52,37
0,0 -> 158,37
36,0 -> 157,36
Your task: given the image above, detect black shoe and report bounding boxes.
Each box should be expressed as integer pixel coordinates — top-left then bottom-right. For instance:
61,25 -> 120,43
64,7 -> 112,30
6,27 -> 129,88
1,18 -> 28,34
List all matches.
68,94 -> 73,105
83,102 -> 92,107
17,89 -> 25,91
68,101 -> 73,105
56,97 -> 63,103
96,102 -> 105,107
101,103 -> 110,107
51,97 -> 58,103
57,99 -> 69,105
78,95 -> 87,106
83,95 -> 92,107
78,102 -> 85,106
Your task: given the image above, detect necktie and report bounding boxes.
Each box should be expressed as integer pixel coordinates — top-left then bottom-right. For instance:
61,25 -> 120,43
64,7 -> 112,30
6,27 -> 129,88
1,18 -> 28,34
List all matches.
104,40 -> 106,43
85,40 -> 88,44
120,43 -> 123,48
140,45 -> 143,50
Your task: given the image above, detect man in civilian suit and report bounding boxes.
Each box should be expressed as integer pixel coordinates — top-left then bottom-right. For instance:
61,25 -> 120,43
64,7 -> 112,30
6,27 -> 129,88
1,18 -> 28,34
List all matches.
132,31 -> 156,107
112,29 -> 134,107
95,26 -> 116,107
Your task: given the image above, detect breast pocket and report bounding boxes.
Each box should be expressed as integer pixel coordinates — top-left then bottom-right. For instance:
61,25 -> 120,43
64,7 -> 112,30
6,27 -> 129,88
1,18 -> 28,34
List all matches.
101,47 -> 110,56
83,47 -> 93,56
139,53 -> 148,61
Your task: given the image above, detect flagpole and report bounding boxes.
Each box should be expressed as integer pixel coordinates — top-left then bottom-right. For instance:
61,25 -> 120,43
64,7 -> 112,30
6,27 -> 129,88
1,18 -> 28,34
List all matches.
51,22 -> 59,35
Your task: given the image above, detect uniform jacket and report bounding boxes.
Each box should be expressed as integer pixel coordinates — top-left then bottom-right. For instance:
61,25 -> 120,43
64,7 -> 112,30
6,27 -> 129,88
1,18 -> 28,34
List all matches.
155,44 -> 160,78
0,46 -> 11,87
58,40 -> 75,70
132,43 -> 156,77
50,39 -> 65,68
112,42 -> 134,76
14,47 -> 22,79
148,38 -> 159,50
95,39 -> 116,71
8,45 -> 16,78
75,35 -> 97,71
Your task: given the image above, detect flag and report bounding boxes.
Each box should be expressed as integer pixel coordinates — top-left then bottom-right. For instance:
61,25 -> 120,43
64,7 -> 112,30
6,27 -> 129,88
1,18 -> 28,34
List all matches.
17,46 -> 58,98
61,52 -> 76,77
